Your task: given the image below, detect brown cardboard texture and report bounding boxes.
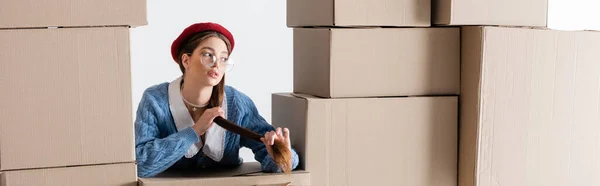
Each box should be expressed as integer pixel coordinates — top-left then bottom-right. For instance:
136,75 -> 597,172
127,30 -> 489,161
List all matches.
287,0 -> 430,27
272,93 -> 458,186
0,163 -> 137,186
294,28 -> 460,98
0,0 -> 147,28
460,26 -> 600,186
433,0 -> 548,26
139,162 -> 310,186
0,27 -> 134,170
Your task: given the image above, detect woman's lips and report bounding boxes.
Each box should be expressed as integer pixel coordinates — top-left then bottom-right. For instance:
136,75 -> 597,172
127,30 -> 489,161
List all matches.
208,70 -> 219,78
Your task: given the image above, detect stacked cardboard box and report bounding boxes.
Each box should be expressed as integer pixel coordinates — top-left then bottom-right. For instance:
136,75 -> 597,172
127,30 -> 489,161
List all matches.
432,0 -> 600,186
277,0 -> 460,185
0,1 -> 146,185
459,26 -> 600,186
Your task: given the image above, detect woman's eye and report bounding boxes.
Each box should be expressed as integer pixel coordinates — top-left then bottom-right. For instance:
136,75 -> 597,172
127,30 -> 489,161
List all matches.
221,57 -> 228,62
203,53 -> 213,57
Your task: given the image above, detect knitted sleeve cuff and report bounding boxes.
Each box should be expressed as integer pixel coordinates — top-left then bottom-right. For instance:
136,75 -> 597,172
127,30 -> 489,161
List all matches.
179,127 -> 200,144
261,153 -> 280,172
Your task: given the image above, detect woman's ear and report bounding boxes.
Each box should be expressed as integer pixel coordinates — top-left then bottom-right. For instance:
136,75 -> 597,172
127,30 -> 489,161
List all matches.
181,53 -> 191,69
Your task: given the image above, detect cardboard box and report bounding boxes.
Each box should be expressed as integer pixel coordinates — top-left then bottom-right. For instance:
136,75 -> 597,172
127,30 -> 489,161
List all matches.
0,0 -> 147,28
0,163 -> 137,186
460,26 -> 600,186
0,27 -> 134,171
272,93 -> 458,186
294,28 -> 460,98
287,0 -> 430,27
433,0 -> 548,26
139,162 -> 310,186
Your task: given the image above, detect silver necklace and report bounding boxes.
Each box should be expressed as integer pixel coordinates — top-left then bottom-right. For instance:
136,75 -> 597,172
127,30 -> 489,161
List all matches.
181,87 -> 208,112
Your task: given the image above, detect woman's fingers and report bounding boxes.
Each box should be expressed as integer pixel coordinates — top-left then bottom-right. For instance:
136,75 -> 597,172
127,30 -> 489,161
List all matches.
269,131 -> 277,145
263,132 -> 270,145
264,129 -> 290,146
276,127 -> 283,137
208,108 -> 224,119
218,108 -> 225,117
206,107 -> 222,120
283,128 -> 290,139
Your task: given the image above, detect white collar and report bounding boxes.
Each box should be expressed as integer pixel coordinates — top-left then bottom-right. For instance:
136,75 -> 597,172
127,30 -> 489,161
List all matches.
168,76 -> 227,161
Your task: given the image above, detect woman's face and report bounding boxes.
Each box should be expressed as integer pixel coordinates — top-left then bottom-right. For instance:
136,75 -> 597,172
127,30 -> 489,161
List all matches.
181,36 -> 229,87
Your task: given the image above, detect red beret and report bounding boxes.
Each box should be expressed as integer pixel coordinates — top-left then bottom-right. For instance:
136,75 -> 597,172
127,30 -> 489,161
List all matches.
170,22 -> 235,63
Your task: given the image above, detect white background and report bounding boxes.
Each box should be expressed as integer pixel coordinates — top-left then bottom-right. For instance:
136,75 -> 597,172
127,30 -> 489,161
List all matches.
130,0 -> 600,162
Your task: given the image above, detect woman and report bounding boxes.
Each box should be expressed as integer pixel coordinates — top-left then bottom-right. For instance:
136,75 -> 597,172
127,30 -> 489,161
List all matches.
134,22 -> 299,178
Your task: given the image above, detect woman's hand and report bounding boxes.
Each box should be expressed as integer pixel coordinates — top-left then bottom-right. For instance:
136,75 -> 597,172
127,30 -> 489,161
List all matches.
261,127 -> 292,159
192,107 -> 225,136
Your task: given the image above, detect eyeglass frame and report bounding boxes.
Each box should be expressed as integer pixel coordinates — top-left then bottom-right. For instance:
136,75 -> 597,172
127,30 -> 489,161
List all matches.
184,52 -> 234,72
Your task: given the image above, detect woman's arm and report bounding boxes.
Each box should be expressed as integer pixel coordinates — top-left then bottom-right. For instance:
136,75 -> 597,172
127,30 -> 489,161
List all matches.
235,91 -> 299,172
134,90 -> 200,178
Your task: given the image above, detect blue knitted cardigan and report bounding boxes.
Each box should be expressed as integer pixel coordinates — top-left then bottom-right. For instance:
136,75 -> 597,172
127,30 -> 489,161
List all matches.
134,83 -> 299,178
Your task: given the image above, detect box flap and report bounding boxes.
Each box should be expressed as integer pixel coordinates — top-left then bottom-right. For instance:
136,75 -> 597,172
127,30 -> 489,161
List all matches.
272,93 -> 309,170
0,0 -> 147,28
288,93 -> 321,100
139,162 -> 310,186
150,162 -> 263,178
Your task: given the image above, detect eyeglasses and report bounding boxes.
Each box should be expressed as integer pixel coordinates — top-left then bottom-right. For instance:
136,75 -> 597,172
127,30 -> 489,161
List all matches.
189,52 -> 234,72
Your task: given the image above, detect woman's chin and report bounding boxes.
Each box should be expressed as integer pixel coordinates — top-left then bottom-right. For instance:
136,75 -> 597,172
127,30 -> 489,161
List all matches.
208,79 -> 221,86
194,75 -> 221,86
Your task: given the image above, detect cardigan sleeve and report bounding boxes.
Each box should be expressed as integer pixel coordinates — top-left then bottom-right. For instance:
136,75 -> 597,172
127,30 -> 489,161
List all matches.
134,89 -> 200,178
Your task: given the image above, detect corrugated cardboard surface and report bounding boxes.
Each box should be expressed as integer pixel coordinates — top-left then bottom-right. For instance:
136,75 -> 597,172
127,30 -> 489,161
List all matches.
139,162 -> 310,186
0,0 -> 147,28
0,163 -> 137,186
0,27 -> 134,170
460,26 -> 600,186
294,28 -> 460,98
287,0 -> 430,27
433,0 -> 548,26
273,93 -> 458,186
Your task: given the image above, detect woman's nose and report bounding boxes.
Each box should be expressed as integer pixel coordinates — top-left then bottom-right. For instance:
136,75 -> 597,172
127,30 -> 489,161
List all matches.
212,60 -> 221,69
210,57 -> 221,68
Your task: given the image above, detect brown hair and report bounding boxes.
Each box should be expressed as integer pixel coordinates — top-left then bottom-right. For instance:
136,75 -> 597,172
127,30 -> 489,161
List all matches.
176,31 -> 232,108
